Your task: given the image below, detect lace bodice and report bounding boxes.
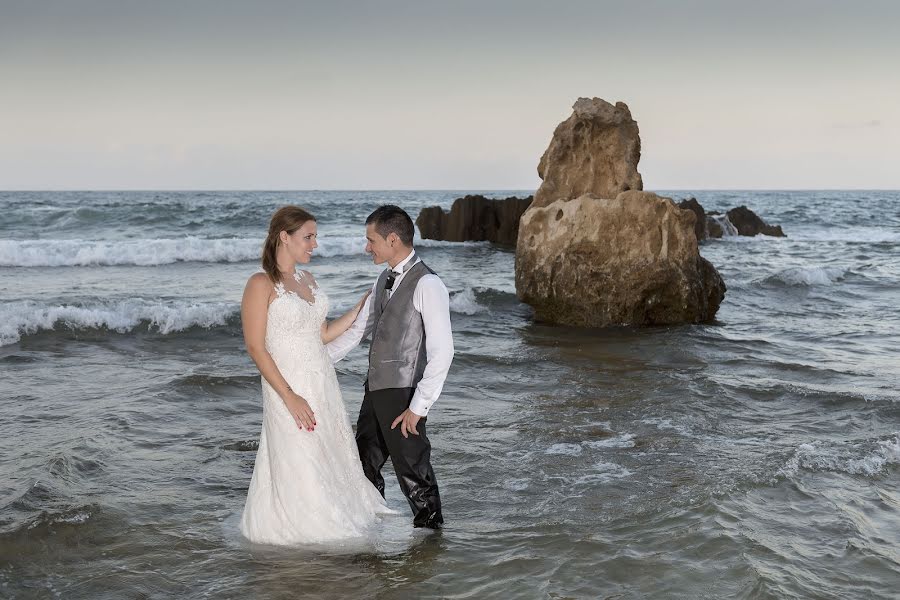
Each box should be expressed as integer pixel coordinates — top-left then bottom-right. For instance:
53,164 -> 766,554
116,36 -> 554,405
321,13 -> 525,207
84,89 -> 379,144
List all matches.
265,271 -> 330,369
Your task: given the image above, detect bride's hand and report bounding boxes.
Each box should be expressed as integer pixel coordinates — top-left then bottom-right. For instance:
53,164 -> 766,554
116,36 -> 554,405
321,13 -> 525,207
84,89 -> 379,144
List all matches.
285,392 -> 316,431
355,289 -> 372,312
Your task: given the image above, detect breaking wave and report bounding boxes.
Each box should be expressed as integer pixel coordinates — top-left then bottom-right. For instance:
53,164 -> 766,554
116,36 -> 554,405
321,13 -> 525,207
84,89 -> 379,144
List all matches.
709,214 -> 739,237
765,266 -> 848,286
449,288 -> 488,315
0,237 -> 262,267
0,236 -> 490,267
0,299 -> 237,346
779,434 -> 900,478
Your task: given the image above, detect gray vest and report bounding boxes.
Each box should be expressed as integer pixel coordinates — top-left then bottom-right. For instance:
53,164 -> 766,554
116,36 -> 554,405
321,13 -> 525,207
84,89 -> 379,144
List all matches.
367,260 -> 435,391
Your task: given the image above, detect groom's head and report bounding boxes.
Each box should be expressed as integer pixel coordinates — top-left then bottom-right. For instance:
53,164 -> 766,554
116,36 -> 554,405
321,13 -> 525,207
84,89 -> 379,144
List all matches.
365,205 -> 415,266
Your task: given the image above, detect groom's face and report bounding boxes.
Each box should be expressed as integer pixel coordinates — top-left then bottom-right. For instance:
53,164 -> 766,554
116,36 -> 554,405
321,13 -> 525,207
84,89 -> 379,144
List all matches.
365,223 -> 394,265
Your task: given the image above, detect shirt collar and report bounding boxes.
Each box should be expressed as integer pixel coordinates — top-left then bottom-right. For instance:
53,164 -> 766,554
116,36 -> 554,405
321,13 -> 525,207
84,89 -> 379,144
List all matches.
391,248 -> 417,274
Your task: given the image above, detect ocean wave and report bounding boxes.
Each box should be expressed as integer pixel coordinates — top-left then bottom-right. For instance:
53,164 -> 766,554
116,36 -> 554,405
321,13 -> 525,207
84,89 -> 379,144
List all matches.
47,453 -> 106,481
779,434 -> 900,478
0,236 -> 489,267
171,373 -> 259,389
0,237 -> 262,267
415,237 -> 491,249
0,299 -> 237,346
765,266 -> 848,286
23,506 -> 95,532
449,288 -> 488,315
709,214 -> 739,237
223,440 -> 260,452
788,227 -> 900,244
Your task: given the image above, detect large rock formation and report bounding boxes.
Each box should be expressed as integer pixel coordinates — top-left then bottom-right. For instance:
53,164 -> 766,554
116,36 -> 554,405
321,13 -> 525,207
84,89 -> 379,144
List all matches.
416,195 -> 533,246
515,97 -> 726,327
516,191 -> 726,326
532,98 -> 643,209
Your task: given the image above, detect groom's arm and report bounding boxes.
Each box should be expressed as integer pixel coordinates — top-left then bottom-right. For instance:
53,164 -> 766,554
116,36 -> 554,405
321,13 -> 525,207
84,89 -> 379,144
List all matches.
326,282 -> 377,363
408,275 -> 454,417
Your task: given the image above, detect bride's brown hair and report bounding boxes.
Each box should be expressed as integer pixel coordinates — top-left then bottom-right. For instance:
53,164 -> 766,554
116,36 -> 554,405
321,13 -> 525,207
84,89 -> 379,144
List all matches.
261,206 -> 316,283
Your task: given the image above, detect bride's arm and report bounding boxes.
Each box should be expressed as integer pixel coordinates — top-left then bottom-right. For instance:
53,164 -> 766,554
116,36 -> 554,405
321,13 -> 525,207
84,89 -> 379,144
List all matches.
321,289 -> 371,344
241,273 -> 316,431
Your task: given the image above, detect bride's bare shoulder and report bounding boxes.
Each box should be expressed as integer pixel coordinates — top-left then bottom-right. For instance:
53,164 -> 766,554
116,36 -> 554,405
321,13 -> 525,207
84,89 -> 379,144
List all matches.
245,272 -> 274,295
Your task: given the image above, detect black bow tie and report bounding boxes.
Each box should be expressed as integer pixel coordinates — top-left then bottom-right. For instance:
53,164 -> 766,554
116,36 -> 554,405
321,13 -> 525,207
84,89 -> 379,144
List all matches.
385,254 -> 416,291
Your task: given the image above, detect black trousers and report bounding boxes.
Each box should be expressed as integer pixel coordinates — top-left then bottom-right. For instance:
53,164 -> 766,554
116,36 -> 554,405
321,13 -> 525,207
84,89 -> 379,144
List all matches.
356,385 -> 443,528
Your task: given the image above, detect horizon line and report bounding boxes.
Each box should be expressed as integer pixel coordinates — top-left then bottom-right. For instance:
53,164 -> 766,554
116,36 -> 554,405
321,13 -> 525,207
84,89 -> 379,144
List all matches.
3,188 -> 900,193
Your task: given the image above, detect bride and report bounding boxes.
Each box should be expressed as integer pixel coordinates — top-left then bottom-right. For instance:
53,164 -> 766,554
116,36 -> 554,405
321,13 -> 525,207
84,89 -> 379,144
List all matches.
239,205 -> 390,545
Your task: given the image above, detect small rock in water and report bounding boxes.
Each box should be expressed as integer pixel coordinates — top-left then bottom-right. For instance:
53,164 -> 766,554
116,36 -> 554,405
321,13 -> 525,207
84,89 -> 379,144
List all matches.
706,213 -> 739,238
416,194 -> 533,245
678,197 -> 708,241
726,205 -> 786,237
680,203 -> 784,240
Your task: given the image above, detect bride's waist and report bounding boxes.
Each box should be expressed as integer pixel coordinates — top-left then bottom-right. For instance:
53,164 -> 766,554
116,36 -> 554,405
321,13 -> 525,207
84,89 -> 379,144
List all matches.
265,329 -> 321,341
266,339 -> 328,358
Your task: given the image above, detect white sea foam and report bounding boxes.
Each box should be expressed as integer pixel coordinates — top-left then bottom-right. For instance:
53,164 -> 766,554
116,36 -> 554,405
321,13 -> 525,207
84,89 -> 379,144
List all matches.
575,462 -> 633,484
641,417 -> 693,436
449,288 -> 486,315
415,238 -> 490,249
27,509 -> 92,530
0,236 -> 490,267
788,227 -> 900,244
544,434 -> 636,457
572,421 -> 612,431
545,443 -> 583,456
583,433 -> 636,449
709,214 -> 739,237
503,478 -> 530,491
0,299 -> 237,346
769,266 -> 848,286
779,434 -> 900,478
0,238 -> 262,267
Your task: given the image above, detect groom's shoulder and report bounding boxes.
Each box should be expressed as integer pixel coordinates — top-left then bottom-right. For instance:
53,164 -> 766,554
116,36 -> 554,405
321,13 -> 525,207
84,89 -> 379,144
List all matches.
415,258 -> 437,275
417,272 -> 448,296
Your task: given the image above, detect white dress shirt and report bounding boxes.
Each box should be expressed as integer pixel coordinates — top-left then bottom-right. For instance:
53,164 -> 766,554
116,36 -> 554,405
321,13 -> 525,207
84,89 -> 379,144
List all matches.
327,249 -> 454,417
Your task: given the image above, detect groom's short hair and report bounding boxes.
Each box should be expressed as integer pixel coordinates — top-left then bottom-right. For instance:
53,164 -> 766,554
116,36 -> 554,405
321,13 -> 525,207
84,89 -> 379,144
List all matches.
366,205 -> 415,246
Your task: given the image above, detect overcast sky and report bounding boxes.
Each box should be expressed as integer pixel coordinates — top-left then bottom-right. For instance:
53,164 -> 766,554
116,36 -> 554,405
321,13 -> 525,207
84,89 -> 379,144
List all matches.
1,0 -> 898,190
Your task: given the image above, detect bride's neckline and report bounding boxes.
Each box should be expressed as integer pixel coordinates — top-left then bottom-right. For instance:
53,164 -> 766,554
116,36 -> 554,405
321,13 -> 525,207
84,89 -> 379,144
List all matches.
272,270 -> 319,307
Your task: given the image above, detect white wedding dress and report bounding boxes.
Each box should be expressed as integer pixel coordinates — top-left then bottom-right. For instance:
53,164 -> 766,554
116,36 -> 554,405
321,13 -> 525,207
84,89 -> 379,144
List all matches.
239,271 -> 390,546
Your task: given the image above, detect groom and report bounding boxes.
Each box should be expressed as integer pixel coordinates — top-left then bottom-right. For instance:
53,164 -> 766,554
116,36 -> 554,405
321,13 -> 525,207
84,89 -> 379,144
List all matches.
327,205 -> 453,529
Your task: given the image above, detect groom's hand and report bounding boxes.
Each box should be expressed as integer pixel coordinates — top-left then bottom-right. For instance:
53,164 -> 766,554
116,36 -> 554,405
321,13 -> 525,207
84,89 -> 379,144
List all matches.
391,409 -> 421,438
